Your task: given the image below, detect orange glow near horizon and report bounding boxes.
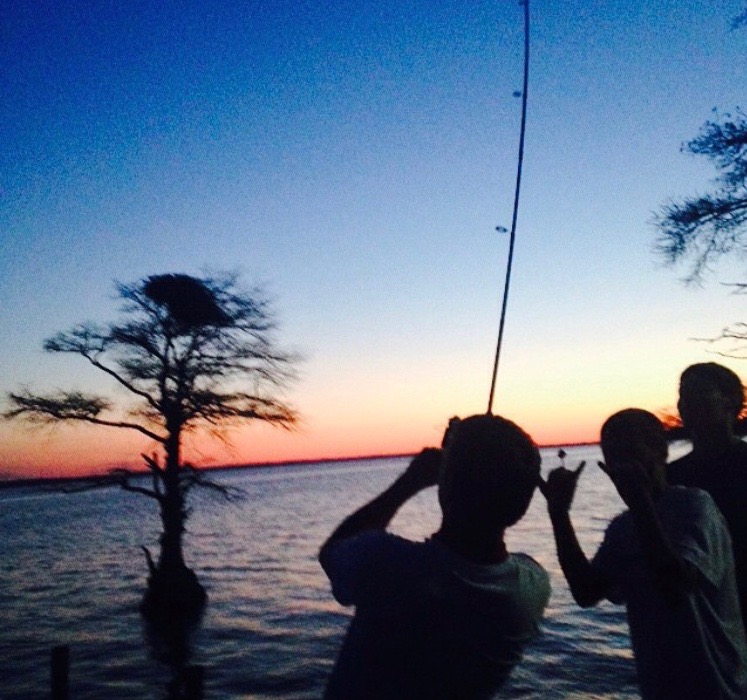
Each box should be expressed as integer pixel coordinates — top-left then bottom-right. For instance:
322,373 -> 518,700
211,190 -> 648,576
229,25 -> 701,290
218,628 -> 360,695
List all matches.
0,354 -> 709,480
0,407 -> 605,480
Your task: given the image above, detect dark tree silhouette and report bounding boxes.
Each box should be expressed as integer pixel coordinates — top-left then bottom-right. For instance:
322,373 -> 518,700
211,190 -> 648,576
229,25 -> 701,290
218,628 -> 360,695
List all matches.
5,272 -> 299,620
654,0 -> 746,280
654,108 -> 747,284
653,106 -> 747,358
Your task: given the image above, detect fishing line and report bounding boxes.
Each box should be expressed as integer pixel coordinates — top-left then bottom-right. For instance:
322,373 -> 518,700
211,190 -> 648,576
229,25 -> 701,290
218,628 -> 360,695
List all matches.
487,0 -> 530,415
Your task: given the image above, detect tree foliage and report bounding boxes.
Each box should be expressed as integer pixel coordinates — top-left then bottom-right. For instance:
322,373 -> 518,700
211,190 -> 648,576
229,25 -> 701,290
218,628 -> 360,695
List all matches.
655,5 -> 745,284
654,108 -> 747,284
4,272 -> 299,618
6,272 -> 298,457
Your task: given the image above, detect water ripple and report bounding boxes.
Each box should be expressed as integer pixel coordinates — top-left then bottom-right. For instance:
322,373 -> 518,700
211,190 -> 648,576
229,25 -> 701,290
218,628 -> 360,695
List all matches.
0,448 -> 640,698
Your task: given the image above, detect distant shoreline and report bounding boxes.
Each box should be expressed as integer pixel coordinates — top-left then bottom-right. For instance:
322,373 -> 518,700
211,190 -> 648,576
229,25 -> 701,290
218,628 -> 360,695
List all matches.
0,441 -> 601,489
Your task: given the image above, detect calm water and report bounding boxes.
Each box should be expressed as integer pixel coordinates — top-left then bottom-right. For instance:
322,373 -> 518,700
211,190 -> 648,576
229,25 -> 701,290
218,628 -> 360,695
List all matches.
0,444 -> 690,698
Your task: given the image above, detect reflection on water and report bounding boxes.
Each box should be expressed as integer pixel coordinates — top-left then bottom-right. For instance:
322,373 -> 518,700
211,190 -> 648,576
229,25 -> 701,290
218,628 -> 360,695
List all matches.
0,446 -> 647,698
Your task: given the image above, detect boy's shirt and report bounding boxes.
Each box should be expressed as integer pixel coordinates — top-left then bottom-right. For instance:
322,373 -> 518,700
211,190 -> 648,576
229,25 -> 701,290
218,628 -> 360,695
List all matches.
669,439 -> 747,630
322,530 -> 550,699
592,485 -> 747,700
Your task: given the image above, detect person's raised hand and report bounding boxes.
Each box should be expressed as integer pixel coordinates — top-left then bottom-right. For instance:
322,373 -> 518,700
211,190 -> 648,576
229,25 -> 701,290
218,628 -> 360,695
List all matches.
597,459 -> 651,509
399,448 -> 443,493
537,461 -> 586,517
441,416 -> 461,449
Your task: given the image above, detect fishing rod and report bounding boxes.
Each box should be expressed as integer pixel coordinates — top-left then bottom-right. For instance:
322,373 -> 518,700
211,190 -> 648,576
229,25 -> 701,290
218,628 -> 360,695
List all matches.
486,0 -> 530,415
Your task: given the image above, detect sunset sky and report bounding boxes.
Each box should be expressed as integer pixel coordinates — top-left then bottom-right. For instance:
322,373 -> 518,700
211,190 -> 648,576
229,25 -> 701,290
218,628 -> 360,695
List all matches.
1,0 -> 745,478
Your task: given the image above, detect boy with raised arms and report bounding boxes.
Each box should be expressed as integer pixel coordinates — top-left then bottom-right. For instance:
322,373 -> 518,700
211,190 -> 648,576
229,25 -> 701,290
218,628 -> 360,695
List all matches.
541,408 -> 747,700
320,414 -> 550,699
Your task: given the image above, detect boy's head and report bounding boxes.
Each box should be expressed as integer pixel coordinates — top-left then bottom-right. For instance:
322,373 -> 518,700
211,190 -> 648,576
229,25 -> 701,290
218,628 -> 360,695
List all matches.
438,414 -> 541,534
601,409 -> 668,471
678,363 -> 744,431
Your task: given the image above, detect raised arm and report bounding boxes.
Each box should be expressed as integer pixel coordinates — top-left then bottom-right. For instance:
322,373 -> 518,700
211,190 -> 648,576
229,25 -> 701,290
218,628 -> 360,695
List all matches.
539,463 -> 610,607
319,448 -> 442,566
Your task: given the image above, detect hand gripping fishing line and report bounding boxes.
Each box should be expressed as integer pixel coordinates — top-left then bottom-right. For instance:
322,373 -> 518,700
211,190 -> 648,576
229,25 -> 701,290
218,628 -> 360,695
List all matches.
487,0 -> 530,415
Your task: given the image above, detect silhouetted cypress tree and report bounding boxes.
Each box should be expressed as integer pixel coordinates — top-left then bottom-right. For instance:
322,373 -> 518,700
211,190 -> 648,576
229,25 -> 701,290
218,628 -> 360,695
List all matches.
5,272 -> 299,621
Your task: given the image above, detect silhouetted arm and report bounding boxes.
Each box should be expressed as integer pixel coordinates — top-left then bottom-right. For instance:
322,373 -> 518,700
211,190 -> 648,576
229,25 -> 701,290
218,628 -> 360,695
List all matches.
549,510 -> 611,607
540,464 -> 611,607
631,494 -> 697,601
319,448 -> 441,567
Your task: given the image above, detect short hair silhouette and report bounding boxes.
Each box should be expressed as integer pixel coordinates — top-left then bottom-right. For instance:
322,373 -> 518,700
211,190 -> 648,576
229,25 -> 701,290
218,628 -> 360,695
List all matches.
439,414 -> 541,532
601,408 -> 668,465
681,362 -> 745,420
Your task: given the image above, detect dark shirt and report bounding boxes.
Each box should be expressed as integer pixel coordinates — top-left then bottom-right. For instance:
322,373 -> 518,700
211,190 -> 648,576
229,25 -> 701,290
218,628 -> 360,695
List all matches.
321,531 -> 550,699
668,440 -> 747,630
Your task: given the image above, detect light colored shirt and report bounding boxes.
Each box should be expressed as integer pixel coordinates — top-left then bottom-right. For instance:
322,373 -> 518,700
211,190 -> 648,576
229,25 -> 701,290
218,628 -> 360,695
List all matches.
593,486 -> 747,700
322,531 -> 550,699
668,440 -> 747,629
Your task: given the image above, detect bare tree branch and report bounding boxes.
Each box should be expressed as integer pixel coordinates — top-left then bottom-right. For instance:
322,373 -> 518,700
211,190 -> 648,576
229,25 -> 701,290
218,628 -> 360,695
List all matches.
45,325 -> 161,410
5,390 -> 165,442
654,109 -> 747,285
180,463 -> 245,500
110,468 -> 164,501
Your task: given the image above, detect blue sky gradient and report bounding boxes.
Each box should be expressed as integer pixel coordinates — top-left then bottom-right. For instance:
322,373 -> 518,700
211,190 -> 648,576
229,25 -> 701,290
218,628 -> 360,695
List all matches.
1,0 -> 745,476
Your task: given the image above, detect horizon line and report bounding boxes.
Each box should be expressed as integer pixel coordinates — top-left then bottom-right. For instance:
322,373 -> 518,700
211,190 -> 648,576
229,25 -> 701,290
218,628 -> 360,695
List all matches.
0,440 -> 602,488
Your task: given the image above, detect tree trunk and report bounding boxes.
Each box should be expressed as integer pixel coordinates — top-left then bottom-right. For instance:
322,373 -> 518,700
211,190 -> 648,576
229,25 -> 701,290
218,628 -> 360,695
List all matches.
141,426 -> 206,622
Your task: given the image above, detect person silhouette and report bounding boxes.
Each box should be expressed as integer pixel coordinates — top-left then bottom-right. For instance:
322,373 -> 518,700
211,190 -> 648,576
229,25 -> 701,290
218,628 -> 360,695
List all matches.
541,408 -> 747,700
668,362 -> 747,630
319,414 -> 550,699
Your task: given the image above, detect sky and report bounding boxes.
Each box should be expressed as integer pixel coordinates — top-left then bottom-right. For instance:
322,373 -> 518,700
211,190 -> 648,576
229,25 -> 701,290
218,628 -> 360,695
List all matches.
1,0 -> 745,478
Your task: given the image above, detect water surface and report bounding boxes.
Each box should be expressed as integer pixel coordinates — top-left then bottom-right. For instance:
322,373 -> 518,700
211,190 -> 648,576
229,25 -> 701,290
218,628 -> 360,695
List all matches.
1,445 -> 675,698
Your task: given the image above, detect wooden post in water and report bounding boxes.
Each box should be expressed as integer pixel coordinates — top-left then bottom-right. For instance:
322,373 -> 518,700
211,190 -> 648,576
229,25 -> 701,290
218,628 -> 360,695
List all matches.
51,645 -> 69,700
184,665 -> 204,700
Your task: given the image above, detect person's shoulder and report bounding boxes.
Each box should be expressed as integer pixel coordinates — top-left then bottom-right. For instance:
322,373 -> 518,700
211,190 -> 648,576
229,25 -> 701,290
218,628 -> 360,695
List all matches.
322,530 -> 422,580
322,532 -> 424,606
661,485 -> 728,529
503,554 -> 552,613
605,508 -> 633,532
662,484 -> 714,508
506,553 -> 551,587
508,552 -> 547,572
594,509 -> 634,552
